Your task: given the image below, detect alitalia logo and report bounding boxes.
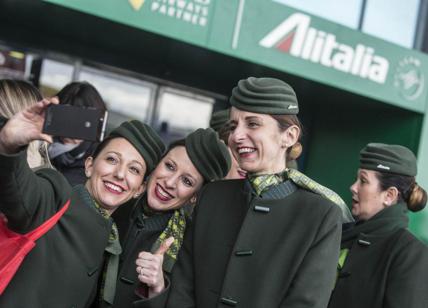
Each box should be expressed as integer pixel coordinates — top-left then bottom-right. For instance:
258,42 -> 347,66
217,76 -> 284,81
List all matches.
259,13 -> 389,84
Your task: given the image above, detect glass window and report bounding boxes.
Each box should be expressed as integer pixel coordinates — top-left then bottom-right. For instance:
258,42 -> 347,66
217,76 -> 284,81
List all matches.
39,59 -> 74,97
156,87 -> 214,143
362,0 -> 420,48
273,0 -> 363,28
79,67 -> 156,130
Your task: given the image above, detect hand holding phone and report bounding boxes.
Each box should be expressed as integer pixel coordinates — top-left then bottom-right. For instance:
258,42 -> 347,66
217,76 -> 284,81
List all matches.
42,105 -> 108,142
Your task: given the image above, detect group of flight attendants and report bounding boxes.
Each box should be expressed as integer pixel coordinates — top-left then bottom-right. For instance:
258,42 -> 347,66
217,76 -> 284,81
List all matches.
0,76 -> 427,308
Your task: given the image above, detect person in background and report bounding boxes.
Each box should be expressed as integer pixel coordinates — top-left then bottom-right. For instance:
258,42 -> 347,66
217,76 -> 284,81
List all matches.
111,128 -> 231,307
48,81 -> 107,186
210,108 -> 247,179
0,78 -> 50,169
328,143 -> 428,308
135,77 -> 352,308
0,97 -> 165,308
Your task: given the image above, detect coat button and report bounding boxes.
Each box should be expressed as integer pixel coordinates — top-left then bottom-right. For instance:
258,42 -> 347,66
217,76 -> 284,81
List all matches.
253,205 -> 270,213
358,239 -> 371,246
87,267 -> 98,276
120,277 -> 134,284
235,250 -> 253,256
220,297 -> 238,306
338,271 -> 351,278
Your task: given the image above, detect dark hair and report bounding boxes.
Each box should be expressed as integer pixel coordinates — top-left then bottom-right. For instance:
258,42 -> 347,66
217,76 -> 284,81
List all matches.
218,122 -> 231,145
56,81 -> 106,112
375,172 -> 427,212
271,114 -> 303,161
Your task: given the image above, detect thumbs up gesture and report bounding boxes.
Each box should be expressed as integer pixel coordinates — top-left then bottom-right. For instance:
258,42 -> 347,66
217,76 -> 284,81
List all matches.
135,237 -> 174,296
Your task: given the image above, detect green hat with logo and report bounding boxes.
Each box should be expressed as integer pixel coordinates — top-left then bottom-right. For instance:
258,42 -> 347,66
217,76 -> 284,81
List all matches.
106,120 -> 165,173
209,109 -> 230,132
359,143 -> 417,176
169,128 -> 231,182
229,77 -> 299,115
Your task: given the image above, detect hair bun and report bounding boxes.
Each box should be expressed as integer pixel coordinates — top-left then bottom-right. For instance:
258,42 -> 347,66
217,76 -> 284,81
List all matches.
288,142 -> 302,161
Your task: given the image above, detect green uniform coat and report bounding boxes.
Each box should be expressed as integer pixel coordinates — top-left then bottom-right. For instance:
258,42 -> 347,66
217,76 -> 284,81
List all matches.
0,151 -> 112,308
110,198 -> 172,307
135,179 -> 342,308
328,203 -> 428,308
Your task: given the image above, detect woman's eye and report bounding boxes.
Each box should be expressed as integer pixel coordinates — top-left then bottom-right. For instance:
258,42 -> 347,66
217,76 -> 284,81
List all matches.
248,122 -> 259,128
165,162 -> 175,171
229,124 -> 236,132
182,177 -> 193,187
106,156 -> 117,164
130,166 -> 140,175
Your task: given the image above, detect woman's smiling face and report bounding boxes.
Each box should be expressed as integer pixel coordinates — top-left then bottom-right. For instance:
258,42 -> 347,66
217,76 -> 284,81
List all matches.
85,137 -> 146,215
147,146 -> 204,211
228,107 -> 292,175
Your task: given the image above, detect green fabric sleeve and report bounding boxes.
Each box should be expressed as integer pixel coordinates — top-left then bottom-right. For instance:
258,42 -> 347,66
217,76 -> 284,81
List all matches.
0,150 -> 71,233
279,204 -> 342,308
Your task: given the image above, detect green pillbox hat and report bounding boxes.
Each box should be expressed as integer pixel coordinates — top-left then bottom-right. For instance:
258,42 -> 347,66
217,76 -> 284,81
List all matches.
209,109 -> 230,132
359,143 -> 417,176
229,77 -> 299,115
182,128 -> 231,181
107,120 -> 165,173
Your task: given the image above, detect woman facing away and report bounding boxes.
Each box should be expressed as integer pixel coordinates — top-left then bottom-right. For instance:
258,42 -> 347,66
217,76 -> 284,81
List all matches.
134,76 -> 351,308
328,143 -> 428,308
0,98 -> 165,308
110,127 -> 231,307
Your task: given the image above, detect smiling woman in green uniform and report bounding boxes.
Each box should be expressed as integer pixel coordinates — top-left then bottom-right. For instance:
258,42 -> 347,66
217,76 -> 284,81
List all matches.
135,77 -> 351,308
0,99 -> 164,308
110,128 -> 231,307
328,143 -> 428,308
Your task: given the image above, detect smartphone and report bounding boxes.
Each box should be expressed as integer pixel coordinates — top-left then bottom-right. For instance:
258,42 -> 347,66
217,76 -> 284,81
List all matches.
43,104 -> 108,142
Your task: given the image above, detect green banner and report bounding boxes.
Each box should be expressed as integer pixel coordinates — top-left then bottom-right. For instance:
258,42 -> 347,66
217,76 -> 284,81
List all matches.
43,0 -> 428,113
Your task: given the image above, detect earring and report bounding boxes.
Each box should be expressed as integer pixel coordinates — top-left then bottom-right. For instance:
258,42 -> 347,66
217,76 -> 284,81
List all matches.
134,193 -> 140,198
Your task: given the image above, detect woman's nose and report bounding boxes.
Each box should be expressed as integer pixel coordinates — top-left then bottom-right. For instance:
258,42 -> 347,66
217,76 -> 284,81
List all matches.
164,173 -> 178,189
114,164 -> 126,180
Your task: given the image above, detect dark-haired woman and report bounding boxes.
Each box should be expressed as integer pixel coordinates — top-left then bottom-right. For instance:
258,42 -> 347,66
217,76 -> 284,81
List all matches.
110,128 -> 231,307
0,99 -> 164,308
329,143 -> 428,308
137,77 -> 352,308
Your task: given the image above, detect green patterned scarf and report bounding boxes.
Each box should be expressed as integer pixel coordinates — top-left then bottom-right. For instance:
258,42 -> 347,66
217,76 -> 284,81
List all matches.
92,202 -> 122,305
249,168 -> 353,223
147,205 -> 187,273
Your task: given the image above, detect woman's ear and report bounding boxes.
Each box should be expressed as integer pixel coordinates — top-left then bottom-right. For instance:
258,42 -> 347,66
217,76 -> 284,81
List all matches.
384,186 -> 399,206
282,125 -> 300,148
84,156 -> 94,178
134,182 -> 146,198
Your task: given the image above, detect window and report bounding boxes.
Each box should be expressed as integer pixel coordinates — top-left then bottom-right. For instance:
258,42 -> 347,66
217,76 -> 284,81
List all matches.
156,87 -> 214,143
79,67 -> 156,130
39,59 -> 74,97
274,0 -> 363,28
362,0 -> 420,47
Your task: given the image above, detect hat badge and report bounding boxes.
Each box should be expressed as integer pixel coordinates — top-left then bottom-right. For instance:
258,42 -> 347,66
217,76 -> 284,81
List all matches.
376,164 -> 390,170
288,104 -> 298,110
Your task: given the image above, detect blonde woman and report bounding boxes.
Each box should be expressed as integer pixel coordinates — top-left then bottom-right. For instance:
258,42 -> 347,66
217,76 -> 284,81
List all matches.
0,79 -> 50,169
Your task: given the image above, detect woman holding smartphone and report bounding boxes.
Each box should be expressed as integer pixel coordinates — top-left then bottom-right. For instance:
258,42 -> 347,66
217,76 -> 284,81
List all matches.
0,99 -> 165,308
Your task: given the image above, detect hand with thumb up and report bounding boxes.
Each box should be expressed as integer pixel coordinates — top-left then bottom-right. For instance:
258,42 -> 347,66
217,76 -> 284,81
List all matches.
135,237 -> 174,297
